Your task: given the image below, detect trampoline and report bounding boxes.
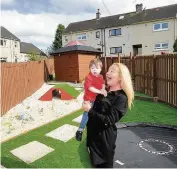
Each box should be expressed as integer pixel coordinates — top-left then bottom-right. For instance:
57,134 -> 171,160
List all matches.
114,124 -> 177,168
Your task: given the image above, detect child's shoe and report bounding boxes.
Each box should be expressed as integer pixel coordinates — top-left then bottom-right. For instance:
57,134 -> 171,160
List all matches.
76,130 -> 83,141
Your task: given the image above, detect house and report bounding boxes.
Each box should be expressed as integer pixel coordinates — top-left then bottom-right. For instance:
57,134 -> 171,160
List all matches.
20,42 -> 46,62
0,26 -> 20,62
62,3 -> 177,56
0,26 -> 47,62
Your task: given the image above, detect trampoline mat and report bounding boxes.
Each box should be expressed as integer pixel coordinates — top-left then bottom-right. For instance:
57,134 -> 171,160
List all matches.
114,126 -> 177,168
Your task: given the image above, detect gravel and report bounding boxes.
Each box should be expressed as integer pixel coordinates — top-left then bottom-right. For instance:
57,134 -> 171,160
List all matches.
0,83 -> 83,143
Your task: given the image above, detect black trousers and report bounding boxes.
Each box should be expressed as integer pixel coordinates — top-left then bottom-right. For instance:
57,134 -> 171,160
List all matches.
96,162 -> 113,168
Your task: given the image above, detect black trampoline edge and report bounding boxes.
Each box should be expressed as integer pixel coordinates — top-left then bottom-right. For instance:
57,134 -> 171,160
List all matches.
116,122 -> 177,130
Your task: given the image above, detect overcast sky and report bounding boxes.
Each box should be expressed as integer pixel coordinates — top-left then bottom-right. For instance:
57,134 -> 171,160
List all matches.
1,0 -> 177,51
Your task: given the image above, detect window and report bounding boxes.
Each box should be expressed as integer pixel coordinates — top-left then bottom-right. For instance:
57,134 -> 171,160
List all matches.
82,35 -> 86,40
77,36 -> 81,40
65,36 -> 68,42
119,15 -> 124,19
96,31 -> 100,38
97,48 -> 101,51
0,57 -> 7,62
153,22 -> 168,31
77,34 -> 87,40
154,42 -> 169,50
110,47 -> 122,54
109,28 -> 121,36
162,23 -> 168,29
0,39 -> 6,46
15,41 -> 17,47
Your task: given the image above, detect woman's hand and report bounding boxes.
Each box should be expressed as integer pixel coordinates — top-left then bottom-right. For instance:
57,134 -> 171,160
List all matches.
82,101 -> 92,112
100,89 -> 107,97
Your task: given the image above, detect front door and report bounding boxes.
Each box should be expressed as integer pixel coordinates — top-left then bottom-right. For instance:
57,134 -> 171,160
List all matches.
133,44 -> 142,56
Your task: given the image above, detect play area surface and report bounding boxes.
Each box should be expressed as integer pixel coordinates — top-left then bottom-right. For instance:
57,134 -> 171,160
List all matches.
114,124 -> 177,168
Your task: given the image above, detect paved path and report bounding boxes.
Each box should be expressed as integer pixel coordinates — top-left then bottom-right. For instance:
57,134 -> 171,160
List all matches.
1,165 -> 7,168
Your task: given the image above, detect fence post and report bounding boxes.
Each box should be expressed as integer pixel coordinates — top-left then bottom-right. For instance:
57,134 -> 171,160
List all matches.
132,56 -> 136,86
153,55 -> 157,97
130,52 -> 132,75
104,56 -> 107,79
118,53 -> 120,63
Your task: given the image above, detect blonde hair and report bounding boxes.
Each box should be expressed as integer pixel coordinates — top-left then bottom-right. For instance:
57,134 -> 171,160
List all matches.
113,63 -> 134,109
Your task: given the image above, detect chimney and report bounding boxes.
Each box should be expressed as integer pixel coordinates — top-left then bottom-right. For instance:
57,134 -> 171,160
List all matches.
96,9 -> 101,19
136,4 -> 143,13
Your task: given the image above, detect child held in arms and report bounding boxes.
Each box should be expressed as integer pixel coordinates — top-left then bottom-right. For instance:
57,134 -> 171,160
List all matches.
75,58 -> 107,141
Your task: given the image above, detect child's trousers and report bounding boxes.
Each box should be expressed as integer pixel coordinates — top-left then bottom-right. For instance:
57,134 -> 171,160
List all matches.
79,102 -> 94,130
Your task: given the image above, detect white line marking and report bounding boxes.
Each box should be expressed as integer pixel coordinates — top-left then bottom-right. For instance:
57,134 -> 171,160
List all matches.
115,160 -> 124,165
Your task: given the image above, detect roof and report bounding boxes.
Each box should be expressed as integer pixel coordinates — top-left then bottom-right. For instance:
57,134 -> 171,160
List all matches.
64,3 -> 177,33
52,45 -> 102,54
65,40 -> 88,46
0,26 -> 20,41
20,42 -> 46,56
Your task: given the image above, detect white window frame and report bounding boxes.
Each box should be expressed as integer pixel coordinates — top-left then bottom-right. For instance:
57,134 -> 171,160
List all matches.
109,28 -> 121,36
110,47 -> 122,54
77,34 -> 87,40
154,42 -> 169,51
0,57 -> 7,62
153,22 -> 169,32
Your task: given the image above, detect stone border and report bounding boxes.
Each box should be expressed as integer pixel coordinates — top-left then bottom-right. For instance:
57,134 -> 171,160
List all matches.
116,122 -> 177,130
1,109 -> 82,144
135,95 -> 158,102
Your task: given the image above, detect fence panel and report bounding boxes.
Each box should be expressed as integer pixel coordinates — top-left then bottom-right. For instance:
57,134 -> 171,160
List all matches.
100,54 -> 177,108
1,59 -> 54,115
156,54 -> 177,107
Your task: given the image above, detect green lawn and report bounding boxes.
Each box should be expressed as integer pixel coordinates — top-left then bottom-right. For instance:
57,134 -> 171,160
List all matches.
1,100 -> 177,168
135,91 -> 152,98
1,110 -> 92,168
121,100 -> 177,126
54,83 -> 80,98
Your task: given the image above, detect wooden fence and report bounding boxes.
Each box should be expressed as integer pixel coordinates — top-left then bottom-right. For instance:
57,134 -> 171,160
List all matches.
101,54 -> 177,108
1,59 -> 54,115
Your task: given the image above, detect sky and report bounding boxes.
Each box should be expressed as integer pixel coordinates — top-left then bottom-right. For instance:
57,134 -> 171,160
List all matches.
1,0 -> 177,52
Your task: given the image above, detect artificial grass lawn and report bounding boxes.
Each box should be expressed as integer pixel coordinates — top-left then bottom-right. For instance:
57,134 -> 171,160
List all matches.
54,83 -> 80,98
1,100 -> 177,168
135,91 -> 152,98
121,100 -> 177,126
1,110 -> 92,168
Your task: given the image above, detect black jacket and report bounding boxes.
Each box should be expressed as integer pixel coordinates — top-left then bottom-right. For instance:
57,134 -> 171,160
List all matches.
87,89 -> 128,166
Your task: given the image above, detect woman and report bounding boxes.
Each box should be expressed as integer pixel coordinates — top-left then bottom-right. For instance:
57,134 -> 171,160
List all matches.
83,63 -> 134,168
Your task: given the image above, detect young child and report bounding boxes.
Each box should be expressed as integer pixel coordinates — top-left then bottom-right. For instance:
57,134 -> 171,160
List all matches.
75,58 -> 107,141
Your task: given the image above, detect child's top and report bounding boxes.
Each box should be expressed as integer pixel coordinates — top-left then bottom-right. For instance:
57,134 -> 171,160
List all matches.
83,72 -> 105,102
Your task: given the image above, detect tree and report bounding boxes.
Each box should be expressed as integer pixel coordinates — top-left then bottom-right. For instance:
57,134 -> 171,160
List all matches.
27,52 -> 43,61
45,45 -> 54,56
173,38 -> 177,52
52,24 -> 65,50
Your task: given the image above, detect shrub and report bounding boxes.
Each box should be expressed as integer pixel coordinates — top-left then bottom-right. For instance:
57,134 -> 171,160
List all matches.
173,38 -> 177,52
27,52 -> 43,61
